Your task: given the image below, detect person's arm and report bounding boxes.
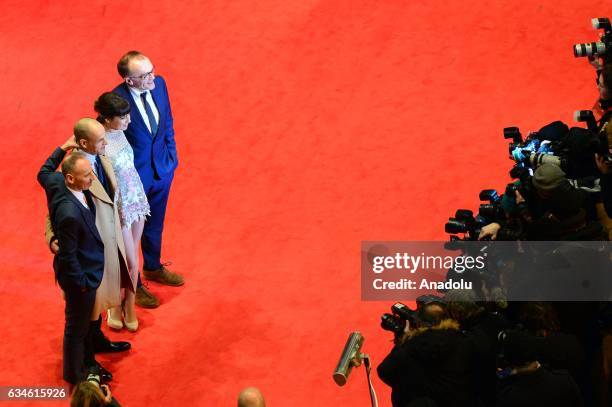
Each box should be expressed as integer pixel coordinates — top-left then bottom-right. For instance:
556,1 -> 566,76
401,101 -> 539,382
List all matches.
479,223 -> 501,240
377,344 -> 408,387
37,148 -> 66,188
36,136 -> 77,188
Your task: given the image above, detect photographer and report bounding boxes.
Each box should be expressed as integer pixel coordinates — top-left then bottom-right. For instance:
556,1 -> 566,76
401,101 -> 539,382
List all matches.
496,330 -> 583,407
70,366 -> 121,407
515,302 -> 584,381
377,302 -> 474,407
445,289 -> 511,406
479,164 -> 603,241
526,163 -> 593,239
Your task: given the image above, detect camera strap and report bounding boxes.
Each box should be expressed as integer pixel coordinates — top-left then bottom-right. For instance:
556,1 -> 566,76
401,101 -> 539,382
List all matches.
362,354 -> 378,407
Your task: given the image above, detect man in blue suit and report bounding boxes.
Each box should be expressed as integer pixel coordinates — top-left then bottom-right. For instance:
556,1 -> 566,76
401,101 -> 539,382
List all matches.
38,147 -> 104,384
113,51 -> 184,308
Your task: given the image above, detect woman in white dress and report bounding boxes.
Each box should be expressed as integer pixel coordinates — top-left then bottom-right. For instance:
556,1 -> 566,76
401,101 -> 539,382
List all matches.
95,92 -> 150,331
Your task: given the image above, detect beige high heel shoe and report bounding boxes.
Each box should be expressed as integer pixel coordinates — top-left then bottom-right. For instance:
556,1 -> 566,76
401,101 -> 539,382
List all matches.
107,309 -> 123,330
122,295 -> 138,332
123,312 -> 139,332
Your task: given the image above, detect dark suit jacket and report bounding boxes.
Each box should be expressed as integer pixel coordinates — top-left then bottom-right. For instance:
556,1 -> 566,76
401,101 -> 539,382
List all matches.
37,148 -> 104,291
377,325 -> 475,407
113,76 -> 178,189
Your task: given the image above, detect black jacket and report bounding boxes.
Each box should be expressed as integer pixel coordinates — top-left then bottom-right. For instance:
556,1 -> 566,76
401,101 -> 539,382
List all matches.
37,148 -> 104,291
496,368 -> 583,407
377,321 -> 475,407
462,312 -> 511,405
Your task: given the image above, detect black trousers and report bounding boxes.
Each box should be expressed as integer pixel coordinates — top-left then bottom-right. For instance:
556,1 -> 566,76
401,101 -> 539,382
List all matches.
63,287 -> 96,384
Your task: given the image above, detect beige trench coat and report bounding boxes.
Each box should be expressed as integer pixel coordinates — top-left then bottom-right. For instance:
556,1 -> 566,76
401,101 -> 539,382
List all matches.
45,152 -> 135,319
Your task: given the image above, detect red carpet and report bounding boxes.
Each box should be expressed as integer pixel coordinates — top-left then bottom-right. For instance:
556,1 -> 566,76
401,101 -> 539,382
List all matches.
0,1 -> 606,405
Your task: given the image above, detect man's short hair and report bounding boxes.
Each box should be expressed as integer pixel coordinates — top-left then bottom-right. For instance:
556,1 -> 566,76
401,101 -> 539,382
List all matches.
418,303 -> 447,326
444,289 -> 484,323
73,120 -> 92,146
61,151 -> 87,177
117,50 -> 145,78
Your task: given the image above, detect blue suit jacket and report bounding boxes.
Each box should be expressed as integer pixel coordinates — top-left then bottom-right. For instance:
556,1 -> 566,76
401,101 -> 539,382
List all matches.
113,76 -> 178,189
37,148 -> 105,291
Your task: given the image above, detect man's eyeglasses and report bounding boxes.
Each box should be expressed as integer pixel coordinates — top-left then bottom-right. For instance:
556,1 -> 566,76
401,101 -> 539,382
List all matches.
129,69 -> 155,81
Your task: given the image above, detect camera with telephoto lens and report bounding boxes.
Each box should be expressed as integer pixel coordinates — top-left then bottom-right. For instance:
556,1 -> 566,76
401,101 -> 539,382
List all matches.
445,186 -> 526,243
380,296 -> 446,342
573,18 -> 612,63
504,125 -> 565,172
504,122 -> 601,179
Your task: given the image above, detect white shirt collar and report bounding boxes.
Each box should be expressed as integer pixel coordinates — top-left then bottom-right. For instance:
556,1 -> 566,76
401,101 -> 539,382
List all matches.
66,185 -> 89,208
129,86 -> 149,99
81,151 -> 98,174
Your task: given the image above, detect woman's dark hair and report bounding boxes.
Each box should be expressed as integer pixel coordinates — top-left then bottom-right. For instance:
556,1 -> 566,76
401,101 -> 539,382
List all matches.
94,92 -> 130,123
70,381 -> 106,407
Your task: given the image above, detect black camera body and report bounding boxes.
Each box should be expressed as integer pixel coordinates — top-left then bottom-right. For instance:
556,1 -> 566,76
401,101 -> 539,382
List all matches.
85,366 -> 108,396
381,296 -> 447,342
445,209 -> 489,241
504,124 -> 567,174
478,189 -> 507,224
505,122 -> 602,179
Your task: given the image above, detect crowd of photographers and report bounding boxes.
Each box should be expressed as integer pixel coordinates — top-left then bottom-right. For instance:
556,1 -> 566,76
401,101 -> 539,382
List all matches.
377,18 -> 612,407
377,292 -> 599,407
449,65 -> 612,243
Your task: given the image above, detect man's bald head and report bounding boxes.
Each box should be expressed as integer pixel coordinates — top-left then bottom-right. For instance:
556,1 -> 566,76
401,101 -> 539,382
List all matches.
237,387 -> 266,407
73,118 -> 102,144
73,118 -> 107,155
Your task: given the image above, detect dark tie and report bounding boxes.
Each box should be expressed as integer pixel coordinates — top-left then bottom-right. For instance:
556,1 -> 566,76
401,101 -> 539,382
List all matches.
95,156 -> 112,198
140,92 -> 158,135
84,190 -> 96,216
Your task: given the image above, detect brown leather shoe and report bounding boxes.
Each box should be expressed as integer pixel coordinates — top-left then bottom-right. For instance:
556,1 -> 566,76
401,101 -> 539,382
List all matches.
143,264 -> 185,286
135,285 -> 160,308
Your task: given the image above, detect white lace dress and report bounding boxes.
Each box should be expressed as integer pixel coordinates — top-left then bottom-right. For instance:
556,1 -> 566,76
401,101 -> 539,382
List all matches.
104,129 -> 150,228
